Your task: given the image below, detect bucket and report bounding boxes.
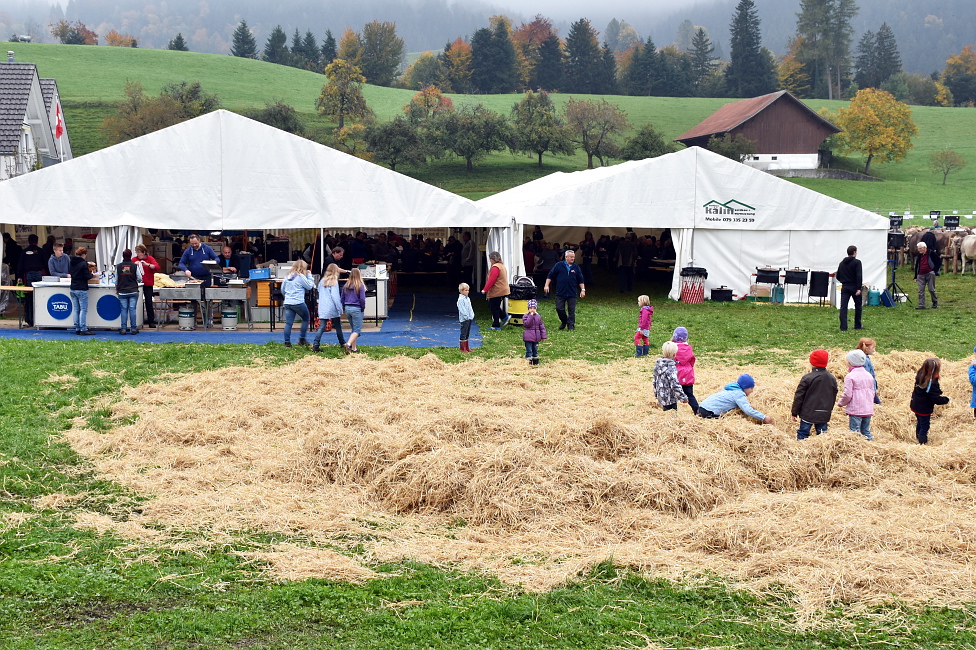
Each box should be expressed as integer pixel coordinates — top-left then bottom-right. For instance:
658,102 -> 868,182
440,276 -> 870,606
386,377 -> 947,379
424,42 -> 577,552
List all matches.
507,299 -> 528,326
222,309 -> 238,330
178,309 -> 196,330
867,287 -> 881,307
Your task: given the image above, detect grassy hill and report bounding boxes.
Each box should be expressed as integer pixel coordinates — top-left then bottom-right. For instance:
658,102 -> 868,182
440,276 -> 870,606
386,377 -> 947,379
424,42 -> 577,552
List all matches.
13,42 -> 976,214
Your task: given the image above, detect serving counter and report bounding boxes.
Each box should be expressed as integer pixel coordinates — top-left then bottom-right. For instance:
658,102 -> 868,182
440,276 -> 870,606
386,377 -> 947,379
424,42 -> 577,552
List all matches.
32,282 -> 144,330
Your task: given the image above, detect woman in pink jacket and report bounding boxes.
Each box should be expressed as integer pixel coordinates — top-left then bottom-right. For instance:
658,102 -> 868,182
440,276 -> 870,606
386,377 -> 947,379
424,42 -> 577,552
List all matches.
838,349 -> 876,441
672,326 -> 698,414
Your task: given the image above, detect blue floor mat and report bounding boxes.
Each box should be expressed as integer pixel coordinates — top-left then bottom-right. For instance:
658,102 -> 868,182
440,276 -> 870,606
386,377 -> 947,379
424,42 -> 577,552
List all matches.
0,293 -> 480,348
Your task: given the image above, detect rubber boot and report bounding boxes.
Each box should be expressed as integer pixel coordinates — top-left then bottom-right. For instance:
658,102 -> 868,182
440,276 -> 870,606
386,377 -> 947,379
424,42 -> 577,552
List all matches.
635,346 -> 642,357
533,357 -> 540,365
642,345 -> 650,357
460,340 -> 470,353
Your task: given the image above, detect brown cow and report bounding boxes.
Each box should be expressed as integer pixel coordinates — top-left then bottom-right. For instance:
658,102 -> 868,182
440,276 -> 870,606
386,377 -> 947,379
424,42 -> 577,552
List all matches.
960,235 -> 976,275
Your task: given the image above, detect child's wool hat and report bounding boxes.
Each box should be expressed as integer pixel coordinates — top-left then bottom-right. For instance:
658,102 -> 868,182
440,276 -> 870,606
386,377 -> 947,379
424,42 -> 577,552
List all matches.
737,374 -> 755,390
672,327 -> 688,342
527,299 -> 538,309
809,349 -> 829,368
846,349 -> 867,367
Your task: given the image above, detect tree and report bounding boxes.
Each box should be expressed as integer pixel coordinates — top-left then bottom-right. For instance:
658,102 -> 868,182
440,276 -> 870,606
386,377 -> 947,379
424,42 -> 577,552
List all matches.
168,33 -> 189,52
243,101 -> 305,135
402,52 -> 449,91
442,38 -> 474,94
431,104 -> 509,171
534,33 -> 564,92
404,85 -> 454,122
316,59 -> 370,130
105,30 -> 138,47
675,20 -> 696,52
942,45 -> 976,106
302,31 -> 320,68
510,90 -> 574,168
725,0 -> 776,97
360,20 -> 405,87
230,20 -> 257,59
707,133 -> 757,162
604,18 -> 639,56
929,149 -> 967,185
690,28 -> 717,94
834,88 -> 918,174
101,81 -> 220,145
321,30 -> 337,66
512,15 -> 558,90
855,23 -> 901,90
337,28 -> 363,69
563,19 -> 602,94
657,46 -> 694,97
779,37 -> 812,98
794,0 -> 858,99
563,97 -> 630,169
263,25 -> 289,64
49,20 -> 97,45
470,18 -> 518,94
365,116 -> 426,171
620,123 -> 676,160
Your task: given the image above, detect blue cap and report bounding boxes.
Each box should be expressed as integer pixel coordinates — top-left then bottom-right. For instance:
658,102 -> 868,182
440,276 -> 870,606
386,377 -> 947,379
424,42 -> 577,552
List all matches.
737,374 -> 755,390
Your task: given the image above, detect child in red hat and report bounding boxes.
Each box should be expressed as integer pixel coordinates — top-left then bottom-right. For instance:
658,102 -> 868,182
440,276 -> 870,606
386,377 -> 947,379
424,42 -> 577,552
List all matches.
791,349 -> 838,440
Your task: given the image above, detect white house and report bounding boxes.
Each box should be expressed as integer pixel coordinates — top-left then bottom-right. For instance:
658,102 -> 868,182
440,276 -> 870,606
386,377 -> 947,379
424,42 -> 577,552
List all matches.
0,51 -> 72,181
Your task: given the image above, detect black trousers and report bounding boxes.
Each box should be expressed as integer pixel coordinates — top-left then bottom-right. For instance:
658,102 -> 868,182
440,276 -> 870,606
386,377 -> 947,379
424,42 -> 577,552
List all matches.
682,384 -> 699,414
839,287 -> 862,331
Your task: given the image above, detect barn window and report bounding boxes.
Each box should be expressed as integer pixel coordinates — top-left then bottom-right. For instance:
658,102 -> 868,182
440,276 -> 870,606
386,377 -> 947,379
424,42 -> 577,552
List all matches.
771,156 -> 778,160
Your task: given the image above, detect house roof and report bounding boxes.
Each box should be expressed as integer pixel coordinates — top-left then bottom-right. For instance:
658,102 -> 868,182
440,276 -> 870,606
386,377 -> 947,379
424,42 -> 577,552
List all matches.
674,90 -> 841,144
0,62 -> 37,154
39,78 -> 57,112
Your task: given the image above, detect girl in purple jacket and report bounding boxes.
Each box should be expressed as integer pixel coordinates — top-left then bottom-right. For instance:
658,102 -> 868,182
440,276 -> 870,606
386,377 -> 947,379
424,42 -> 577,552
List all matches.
634,295 -> 653,357
522,299 -> 547,366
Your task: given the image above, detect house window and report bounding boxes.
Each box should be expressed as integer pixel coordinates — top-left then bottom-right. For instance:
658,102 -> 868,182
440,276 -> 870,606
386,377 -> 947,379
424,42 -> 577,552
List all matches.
771,156 -> 778,160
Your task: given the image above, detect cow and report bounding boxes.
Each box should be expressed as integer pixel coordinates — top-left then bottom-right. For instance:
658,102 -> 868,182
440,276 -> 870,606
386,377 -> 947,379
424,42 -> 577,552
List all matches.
960,235 -> 976,275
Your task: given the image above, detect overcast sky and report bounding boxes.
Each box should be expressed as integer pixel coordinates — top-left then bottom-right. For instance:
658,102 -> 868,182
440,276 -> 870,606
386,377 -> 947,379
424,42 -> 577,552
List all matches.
487,0 -> 713,18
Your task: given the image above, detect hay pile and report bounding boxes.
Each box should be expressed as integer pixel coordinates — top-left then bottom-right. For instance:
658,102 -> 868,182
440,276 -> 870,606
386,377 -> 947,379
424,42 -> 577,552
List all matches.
63,351 -> 976,616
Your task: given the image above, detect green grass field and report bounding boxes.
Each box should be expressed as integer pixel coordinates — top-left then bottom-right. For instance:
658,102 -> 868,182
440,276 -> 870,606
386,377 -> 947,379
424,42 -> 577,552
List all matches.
3,273 -> 976,648
14,42 -> 976,213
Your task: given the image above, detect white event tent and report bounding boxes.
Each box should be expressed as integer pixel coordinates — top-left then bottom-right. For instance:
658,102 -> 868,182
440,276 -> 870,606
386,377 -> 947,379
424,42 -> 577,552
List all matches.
479,146 -> 889,300
0,110 -> 515,271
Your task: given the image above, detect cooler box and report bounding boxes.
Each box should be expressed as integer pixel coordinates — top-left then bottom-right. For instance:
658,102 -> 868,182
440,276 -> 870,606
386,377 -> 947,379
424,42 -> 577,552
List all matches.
249,268 -> 271,280
508,299 -> 528,326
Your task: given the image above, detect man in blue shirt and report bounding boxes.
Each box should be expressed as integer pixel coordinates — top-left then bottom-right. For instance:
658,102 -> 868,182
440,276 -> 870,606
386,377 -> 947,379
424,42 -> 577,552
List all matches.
543,249 -> 586,330
178,234 -> 218,326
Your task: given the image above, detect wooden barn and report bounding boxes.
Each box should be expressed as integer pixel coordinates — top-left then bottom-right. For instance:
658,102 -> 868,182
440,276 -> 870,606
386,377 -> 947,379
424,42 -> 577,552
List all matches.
674,91 -> 840,172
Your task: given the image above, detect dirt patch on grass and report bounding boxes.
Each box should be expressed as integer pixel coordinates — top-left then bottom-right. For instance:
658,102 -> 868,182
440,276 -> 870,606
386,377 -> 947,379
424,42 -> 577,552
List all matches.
63,351 -> 976,618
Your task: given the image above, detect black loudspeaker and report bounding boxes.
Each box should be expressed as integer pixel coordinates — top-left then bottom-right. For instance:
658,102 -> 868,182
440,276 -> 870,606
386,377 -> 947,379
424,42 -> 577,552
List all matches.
265,240 -> 290,263
809,271 -> 830,298
887,232 -> 906,249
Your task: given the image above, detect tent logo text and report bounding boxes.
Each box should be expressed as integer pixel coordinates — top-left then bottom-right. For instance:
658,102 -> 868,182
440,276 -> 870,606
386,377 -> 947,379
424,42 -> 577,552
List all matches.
703,200 -> 756,224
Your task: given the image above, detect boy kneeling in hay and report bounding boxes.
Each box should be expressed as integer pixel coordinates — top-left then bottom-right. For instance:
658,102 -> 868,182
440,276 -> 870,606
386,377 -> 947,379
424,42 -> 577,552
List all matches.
698,374 -> 774,424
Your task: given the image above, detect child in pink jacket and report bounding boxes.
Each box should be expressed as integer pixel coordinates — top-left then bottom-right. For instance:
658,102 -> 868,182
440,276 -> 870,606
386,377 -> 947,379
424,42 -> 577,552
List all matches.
673,326 -> 698,414
838,349 -> 876,441
634,295 -> 653,357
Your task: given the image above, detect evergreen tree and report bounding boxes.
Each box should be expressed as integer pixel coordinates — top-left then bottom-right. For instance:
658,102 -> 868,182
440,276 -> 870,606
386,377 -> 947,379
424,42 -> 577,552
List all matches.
658,46 -> 694,97
321,30 -> 337,66
534,34 -> 564,91
167,33 -> 189,52
795,0 -> 858,99
595,44 -> 619,95
725,0 -> 777,97
675,20 -> 696,52
690,28 -> 716,93
620,42 -> 645,96
470,20 -> 518,94
359,20 -> 405,87
469,27 -> 495,93
263,25 -> 289,64
563,18 -> 602,94
303,31 -> 319,67
291,28 -> 304,61
604,19 -> 621,54
230,20 -> 257,59
854,30 -> 877,89
875,23 -> 902,84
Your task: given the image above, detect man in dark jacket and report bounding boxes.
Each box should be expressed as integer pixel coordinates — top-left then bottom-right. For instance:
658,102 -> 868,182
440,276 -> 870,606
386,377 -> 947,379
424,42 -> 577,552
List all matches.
913,239 -> 941,309
16,234 -> 45,326
836,245 -> 863,331
791,349 -> 839,440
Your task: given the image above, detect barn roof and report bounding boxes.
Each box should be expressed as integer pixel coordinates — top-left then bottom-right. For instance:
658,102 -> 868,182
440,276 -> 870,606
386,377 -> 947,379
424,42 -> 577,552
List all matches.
674,90 -> 840,145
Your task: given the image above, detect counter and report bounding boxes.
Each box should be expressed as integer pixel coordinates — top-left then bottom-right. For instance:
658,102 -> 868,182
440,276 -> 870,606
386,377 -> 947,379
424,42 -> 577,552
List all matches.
32,282 -> 144,330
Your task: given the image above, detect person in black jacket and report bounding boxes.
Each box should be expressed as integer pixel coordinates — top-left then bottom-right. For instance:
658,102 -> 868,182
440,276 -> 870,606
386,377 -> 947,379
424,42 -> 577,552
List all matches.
836,245 -> 863,331
17,234 -> 46,327
913,239 -> 941,309
68,246 -> 95,335
910,357 -> 950,444
791,349 -> 839,440
115,249 -> 142,335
